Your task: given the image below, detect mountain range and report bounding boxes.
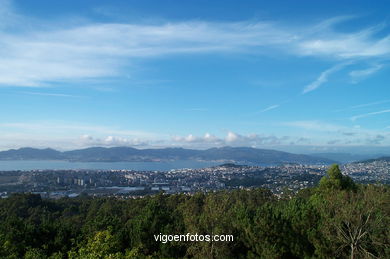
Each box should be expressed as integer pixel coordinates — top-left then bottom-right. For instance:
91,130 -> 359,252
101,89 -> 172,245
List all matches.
0,146 -> 337,165
308,152 -> 387,163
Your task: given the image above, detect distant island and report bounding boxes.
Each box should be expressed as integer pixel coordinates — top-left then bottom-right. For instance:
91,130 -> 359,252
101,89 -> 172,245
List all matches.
0,146 -> 337,165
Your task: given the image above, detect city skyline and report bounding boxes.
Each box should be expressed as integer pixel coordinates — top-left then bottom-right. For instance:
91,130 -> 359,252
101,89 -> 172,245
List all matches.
1,0 -> 390,154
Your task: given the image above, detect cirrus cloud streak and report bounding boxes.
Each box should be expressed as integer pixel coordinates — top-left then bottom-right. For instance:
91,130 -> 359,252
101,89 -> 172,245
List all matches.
0,0 -> 390,87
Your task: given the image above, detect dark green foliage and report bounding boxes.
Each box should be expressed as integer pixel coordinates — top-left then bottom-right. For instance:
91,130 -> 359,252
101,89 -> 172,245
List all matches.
319,164 -> 357,191
0,165 -> 388,258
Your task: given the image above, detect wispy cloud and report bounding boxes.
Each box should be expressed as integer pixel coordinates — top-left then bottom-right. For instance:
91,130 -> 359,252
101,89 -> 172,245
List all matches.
284,120 -> 344,132
19,91 -> 82,98
0,120 -> 162,150
0,121 -> 158,138
365,134 -> 386,145
333,99 -> 390,112
349,64 -> 383,83
297,21 -> 390,58
302,62 -> 350,94
350,109 -> 390,121
349,99 -> 390,109
0,18 -> 296,87
0,0 -> 20,29
283,120 -> 390,146
259,104 -> 280,113
0,3 -> 389,88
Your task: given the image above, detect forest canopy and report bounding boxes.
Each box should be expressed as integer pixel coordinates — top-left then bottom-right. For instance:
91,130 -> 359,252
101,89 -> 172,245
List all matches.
0,165 -> 389,258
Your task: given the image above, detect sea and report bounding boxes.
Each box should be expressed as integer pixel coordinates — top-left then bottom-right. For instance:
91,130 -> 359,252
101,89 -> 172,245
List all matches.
0,160 -> 225,171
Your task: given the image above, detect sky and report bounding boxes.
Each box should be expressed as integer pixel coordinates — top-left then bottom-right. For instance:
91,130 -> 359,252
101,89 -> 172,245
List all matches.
0,0 -> 390,154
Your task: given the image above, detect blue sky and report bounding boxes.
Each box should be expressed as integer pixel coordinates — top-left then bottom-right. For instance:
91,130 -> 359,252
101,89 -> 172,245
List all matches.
0,0 -> 390,153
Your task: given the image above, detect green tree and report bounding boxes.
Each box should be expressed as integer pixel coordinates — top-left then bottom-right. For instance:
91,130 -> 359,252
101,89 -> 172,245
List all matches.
318,185 -> 390,259
319,164 -> 356,191
69,229 -> 122,259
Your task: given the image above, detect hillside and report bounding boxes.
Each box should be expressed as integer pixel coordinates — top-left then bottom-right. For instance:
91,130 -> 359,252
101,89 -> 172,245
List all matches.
0,146 -> 336,165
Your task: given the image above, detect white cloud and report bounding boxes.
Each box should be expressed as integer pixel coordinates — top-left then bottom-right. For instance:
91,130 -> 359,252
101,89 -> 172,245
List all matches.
0,6 -> 389,87
349,64 -> 383,83
80,134 -> 94,141
0,121 -> 160,150
171,131 -> 289,148
19,91 -> 82,98
0,0 -> 20,29
0,121 -> 158,139
204,132 -> 219,142
225,131 -> 239,142
259,104 -> 279,113
349,99 -> 390,109
172,133 -> 222,145
80,135 -> 148,147
302,62 -> 350,94
297,22 -> 390,58
350,109 -> 390,121
364,134 -> 386,145
225,132 -> 289,146
0,20 -> 294,87
283,120 -> 390,147
284,120 -> 344,132
333,99 -> 390,112
0,126 -> 389,150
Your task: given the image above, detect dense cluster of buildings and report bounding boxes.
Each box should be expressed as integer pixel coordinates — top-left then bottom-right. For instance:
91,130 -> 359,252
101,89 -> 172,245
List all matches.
0,161 -> 388,199
342,160 -> 390,184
